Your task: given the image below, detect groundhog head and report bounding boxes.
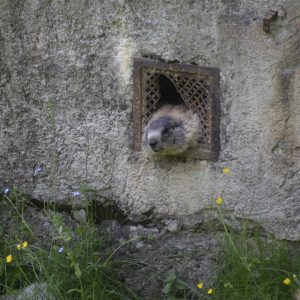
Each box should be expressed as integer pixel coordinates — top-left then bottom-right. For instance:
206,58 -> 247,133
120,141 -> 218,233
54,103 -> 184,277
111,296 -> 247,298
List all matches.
142,105 -> 200,156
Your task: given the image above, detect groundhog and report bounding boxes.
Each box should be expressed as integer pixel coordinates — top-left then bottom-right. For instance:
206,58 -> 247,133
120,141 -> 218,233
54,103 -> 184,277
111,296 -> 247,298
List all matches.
142,105 -> 201,156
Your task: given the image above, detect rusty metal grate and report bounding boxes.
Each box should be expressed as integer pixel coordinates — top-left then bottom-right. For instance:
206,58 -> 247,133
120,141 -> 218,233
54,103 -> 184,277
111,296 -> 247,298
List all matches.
132,58 -> 220,160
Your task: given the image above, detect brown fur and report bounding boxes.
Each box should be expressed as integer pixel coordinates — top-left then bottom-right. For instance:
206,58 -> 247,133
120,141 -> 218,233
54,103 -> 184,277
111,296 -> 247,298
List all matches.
143,105 -> 201,156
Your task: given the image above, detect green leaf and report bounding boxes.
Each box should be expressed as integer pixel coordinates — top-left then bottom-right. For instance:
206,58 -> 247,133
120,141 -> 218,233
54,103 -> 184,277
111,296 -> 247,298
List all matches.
162,282 -> 173,294
74,263 -> 81,278
166,271 -> 177,282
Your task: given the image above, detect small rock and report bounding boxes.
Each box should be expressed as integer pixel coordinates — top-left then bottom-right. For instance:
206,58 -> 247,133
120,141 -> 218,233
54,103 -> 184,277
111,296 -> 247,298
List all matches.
136,241 -> 144,249
166,220 -> 180,233
0,282 -> 55,300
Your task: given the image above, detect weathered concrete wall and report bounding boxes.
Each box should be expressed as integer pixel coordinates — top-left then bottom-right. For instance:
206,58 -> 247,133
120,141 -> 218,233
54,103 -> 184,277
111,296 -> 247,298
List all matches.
0,0 -> 299,239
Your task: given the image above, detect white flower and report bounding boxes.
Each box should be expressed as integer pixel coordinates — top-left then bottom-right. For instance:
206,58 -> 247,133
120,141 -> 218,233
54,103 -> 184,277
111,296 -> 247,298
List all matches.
4,188 -> 10,194
72,191 -> 81,197
34,167 -> 42,175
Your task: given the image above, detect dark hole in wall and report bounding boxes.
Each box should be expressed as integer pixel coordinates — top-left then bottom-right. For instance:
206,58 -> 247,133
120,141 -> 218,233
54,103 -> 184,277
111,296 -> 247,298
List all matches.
157,75 -> 185,108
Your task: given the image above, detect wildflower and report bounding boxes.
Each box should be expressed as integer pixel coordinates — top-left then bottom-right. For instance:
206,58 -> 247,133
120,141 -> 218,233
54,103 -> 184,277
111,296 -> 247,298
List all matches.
197,282 -> 204,289
16,241 -> 28,250
6,255 -> 13,263
283,278 -> 291,285
3,188 -> 10,195
34,167 -> 42,175
293,274 -> 297,279
58,246 -> 64,254
223,167 -> 230,174
207,288 -> 213,295
223,167 -> 230,175
72,191 -> 81,197
216,196 -> 223,205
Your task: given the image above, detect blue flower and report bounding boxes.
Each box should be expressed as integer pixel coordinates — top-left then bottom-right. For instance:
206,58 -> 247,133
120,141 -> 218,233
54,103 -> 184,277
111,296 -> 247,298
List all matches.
34,167 -> 42,175
72,191 -> 81,197
58,246 -> 64,254
3,188 -> 10,195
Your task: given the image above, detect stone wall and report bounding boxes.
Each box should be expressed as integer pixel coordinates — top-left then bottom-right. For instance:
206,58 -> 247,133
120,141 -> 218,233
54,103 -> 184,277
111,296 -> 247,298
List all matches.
0,0 -> 299,239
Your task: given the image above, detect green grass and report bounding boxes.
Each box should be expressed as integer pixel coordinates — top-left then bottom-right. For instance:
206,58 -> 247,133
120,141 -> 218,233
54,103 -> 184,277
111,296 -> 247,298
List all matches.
1,189 -> 300,300
0,190 -> 140,300
212,205 -> 300,300
161,203 -> 300,300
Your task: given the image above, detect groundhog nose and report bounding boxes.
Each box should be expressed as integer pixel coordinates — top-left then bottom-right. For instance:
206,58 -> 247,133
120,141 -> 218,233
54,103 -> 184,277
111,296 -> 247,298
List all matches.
149,138 -> 159,150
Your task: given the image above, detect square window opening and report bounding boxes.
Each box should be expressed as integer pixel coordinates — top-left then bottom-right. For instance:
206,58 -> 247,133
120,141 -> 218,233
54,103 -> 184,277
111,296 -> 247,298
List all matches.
132,58 -> 220,161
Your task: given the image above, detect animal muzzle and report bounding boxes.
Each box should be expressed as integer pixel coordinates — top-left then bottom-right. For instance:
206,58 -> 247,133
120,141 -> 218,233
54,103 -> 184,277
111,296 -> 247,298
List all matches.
148,138 -> 161,152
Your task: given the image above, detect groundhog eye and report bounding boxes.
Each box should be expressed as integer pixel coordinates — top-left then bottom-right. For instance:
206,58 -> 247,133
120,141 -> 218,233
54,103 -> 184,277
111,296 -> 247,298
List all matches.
172,121 -> 180,129
162,128 -> 169,135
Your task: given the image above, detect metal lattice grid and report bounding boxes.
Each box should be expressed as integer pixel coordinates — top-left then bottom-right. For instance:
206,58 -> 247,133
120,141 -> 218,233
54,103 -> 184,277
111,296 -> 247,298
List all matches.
143,71 -> 161,123
133,58 -> 220,160
163,73 -> 210,144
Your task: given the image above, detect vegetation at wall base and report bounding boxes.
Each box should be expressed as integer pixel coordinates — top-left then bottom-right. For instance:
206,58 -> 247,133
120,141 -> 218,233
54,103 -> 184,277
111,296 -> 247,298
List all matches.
0,190 -> 140,300
161,204 -> 300,300
1,189 -> 300,300
212,206 -> 300,300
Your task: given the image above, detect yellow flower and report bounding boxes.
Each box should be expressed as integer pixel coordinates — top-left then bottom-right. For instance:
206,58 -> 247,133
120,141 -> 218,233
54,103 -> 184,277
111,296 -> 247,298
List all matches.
207,288 -> 213,295
283,278 -> 291,285
197,282 -> 204,289
16,244 -> 22,250
6,255 -> 13,263
22,241 -> 28,248
223,167 -> 230,174
216,196 -> 223,205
